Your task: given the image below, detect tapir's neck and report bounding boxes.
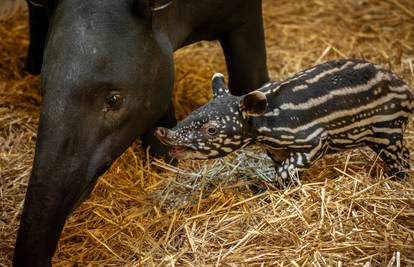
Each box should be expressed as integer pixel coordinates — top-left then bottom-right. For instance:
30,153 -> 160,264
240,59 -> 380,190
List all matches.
157,0 -> 257,50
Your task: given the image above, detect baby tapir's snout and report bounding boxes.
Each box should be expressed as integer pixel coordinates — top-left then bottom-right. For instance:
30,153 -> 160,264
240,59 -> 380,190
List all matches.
155,126 -> 199,159
154,127 -> 175,146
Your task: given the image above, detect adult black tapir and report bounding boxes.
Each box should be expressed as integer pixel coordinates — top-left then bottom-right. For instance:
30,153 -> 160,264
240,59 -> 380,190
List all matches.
12,0 -> 269,266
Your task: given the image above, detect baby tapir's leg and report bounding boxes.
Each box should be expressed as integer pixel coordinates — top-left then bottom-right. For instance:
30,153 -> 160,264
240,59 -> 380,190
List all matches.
275,145 -> 327,187
368,125 -> 410,179
275,132 -> 329,187
371,145 -> 409,179
370,141 -> 410,179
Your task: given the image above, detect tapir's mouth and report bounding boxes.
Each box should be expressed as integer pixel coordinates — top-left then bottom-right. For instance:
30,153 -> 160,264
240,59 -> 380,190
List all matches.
169,145 -> 191,159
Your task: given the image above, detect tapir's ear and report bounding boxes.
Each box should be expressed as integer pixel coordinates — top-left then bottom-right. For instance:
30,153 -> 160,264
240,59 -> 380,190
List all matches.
27,0 -> 48,7
211,73 -> 230,98
134,0 -> 173,19
27,0 -> 56,15
240,91 -> 268,117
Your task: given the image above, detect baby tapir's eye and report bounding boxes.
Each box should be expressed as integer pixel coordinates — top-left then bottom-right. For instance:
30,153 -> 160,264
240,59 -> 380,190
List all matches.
105,93 -> 125,111
206,126 -> 218,136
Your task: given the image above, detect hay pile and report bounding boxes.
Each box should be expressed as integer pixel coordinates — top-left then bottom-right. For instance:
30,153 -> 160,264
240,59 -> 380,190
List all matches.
1,0 -> 414,265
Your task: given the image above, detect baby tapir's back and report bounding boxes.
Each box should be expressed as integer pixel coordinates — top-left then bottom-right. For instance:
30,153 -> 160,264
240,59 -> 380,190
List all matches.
253,59 -> 413,184
257,59 -> 414,150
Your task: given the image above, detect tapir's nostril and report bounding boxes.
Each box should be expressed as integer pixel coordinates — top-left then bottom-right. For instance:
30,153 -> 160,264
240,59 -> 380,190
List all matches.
155,127 -> 166,137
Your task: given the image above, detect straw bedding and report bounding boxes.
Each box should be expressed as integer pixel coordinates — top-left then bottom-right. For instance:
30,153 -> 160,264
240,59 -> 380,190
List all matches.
1,0 -> 413,265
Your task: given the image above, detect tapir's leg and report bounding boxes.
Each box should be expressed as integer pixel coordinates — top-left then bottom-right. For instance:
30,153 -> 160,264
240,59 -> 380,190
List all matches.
25,2 -> 49,74
141,101 -> 177,159
219,0 -> 269,95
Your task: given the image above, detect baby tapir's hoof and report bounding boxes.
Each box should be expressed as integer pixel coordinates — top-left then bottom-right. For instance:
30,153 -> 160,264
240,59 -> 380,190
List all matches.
275,174 -> 300,189
374,145 -> 410,181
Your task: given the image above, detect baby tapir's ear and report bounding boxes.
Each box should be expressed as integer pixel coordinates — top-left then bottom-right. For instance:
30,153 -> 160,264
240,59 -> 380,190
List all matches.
211,73 -> 230,98
240,91 -> 268,117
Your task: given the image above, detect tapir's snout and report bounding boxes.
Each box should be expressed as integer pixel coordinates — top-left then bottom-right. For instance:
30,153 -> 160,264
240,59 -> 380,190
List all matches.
154,127 -> 176,146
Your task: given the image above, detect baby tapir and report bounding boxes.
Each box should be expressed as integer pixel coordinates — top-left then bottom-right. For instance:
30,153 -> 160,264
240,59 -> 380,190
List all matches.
155,59 -> 414,186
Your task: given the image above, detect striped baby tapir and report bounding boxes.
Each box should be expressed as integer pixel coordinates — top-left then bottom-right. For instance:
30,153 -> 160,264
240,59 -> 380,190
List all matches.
155,59 -> 414,186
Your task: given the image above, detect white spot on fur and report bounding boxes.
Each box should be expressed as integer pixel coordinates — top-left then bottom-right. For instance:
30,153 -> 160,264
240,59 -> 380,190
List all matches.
258,127 -> 272,132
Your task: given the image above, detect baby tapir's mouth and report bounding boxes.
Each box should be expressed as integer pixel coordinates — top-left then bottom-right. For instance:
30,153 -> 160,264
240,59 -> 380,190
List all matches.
169,145 -> 190,159
154,127 -> 193,159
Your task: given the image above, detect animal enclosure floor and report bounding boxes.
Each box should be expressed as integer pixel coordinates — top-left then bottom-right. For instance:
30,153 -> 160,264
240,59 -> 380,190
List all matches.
1,0 -> 414,265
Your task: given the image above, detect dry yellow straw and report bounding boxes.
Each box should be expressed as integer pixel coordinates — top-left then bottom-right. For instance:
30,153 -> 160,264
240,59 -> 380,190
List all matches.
1,0 -> 414,265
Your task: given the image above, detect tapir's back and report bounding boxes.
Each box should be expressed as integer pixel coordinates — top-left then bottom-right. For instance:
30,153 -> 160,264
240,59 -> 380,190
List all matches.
258,59 -> 414,136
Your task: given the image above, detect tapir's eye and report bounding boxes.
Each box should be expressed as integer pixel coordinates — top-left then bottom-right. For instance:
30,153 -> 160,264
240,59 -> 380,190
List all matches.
105,93 -> 124,110
207,126 -> 218,136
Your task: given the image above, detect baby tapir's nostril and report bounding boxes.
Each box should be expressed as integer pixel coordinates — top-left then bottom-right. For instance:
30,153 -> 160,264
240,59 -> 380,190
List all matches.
154,127 -> 174,146
155,127 -> 166,137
